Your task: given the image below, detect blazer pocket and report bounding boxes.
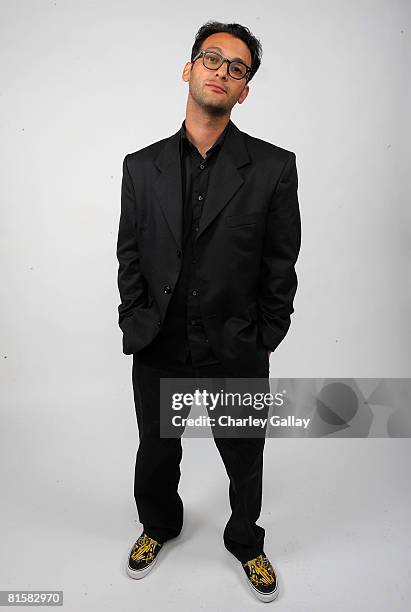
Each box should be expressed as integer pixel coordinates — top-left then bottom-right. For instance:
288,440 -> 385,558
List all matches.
225,212 -> 264,228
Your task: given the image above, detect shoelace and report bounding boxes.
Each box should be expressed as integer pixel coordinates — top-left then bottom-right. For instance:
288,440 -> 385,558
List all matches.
243,554 -> 275,586
130,533 -> 161,563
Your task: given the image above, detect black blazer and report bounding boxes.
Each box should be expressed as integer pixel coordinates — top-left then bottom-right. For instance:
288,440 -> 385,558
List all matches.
116,119 -> 301,376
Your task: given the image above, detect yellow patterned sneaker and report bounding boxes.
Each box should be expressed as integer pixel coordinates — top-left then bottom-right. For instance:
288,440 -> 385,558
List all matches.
242,553 -> 279,602
126,532 -> 163,579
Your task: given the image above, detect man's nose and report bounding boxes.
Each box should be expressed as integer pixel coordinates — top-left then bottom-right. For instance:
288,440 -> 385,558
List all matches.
215,61 -> 229,79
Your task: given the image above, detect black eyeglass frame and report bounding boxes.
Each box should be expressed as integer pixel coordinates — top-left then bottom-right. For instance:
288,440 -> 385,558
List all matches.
191,49 -> 252,82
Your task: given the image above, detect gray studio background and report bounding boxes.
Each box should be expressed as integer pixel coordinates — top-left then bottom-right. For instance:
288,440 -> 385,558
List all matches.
1,1 -> 410,610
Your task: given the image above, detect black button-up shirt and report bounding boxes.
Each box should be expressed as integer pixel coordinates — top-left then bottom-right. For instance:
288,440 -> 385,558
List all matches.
136,119 -> 230,367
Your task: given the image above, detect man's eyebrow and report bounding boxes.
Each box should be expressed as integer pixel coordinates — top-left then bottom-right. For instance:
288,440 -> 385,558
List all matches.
205,46 -> 247,63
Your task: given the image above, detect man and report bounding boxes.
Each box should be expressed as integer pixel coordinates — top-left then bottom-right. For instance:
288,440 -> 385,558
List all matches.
116,20 -> 301,603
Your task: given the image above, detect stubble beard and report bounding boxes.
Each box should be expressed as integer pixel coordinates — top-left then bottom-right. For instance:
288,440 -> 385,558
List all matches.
189,80 -> 232,117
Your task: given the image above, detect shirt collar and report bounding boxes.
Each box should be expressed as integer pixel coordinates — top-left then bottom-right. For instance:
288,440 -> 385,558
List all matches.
179,119 -> 230,159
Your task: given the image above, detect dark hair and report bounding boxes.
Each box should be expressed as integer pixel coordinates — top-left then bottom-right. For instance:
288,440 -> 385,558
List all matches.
190,20 -> 262,83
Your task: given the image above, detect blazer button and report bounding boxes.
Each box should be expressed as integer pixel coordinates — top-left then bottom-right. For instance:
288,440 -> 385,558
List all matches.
157,320 -> 161,326
176,250 -> 182,258
163,284 -> 172,294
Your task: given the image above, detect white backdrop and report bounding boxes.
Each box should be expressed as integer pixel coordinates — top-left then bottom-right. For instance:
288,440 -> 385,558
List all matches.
1,1 -> 410,610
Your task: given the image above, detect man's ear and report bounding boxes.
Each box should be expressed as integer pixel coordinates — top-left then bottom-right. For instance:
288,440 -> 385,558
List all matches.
182,61 -> 192,83
237,84 -> 250,105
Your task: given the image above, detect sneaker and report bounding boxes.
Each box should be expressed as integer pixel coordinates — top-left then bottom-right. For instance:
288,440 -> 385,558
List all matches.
126,532 -> 163,579
242,553 -> 279,602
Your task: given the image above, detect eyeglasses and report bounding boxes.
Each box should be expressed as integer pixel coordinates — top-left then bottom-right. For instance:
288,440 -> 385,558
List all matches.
192,49 -> 251,81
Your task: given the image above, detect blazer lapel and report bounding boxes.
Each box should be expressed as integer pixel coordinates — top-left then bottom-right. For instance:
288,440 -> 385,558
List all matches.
196,121 -> 250,242
153,129 -> 183,249
153,119 -> 251,250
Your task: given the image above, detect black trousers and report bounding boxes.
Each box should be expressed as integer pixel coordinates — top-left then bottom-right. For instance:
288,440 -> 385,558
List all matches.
131,351 -> 269,564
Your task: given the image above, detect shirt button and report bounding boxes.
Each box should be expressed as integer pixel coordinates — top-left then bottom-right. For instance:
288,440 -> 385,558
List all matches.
200,164 -> 204,169
163,284 -> 172,294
